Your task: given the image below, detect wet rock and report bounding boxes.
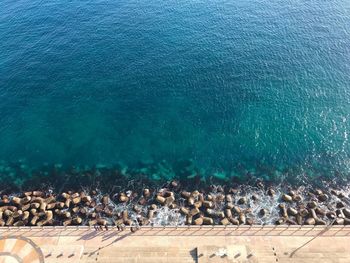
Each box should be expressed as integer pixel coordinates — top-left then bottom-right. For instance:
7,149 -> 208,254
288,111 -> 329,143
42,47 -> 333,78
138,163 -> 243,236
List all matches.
326,211 -> 336,219
267,188 -> 275,196
229,217 -> 239,225
190,207 -> 200,216
194,217 -> 203,225
299,209 -> 309,217
278,204 -> 288,218
203,217 -> 213,225
148,210 -> 155,220
305,218 -> 316,225
307,201 -> 317,209
156,195 -> 166,205
119,194 -> 129,203
315,218 -> 326,225
187,197 -> 195,206
186,215 -> 192,225
194,201 -> 202,208
232,206 -> 241,215
225,208 -> 232,218
246,218 -> 254,225
318,194 -> 328,202
287,207 -> 298,216
180,207 -> 189,215
281,194 -> 293,202
251,194 -> 259,201
315,189 -> 323,196
335,218 -> 345,225
293,195 -> 302,202
309,209 -> 317,219
73,217 -> 82,225
259,208 -> 268,217
343,208 -> 350,218
275,218 -> 285,225
286,218 -> 297,225
181,191 -> 191,199
220,218 -> 230,226
315,207 -> 326,217
238,197 -> 246,205
239,213 -> 246,225
296,215 -> 303,225
203,201 -> 213,208
102,195 -> 109,205
336,202 -> 345,209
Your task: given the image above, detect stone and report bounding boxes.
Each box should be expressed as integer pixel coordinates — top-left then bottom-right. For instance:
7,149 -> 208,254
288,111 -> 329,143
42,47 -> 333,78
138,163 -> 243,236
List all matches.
293,195 -> 302,202
225,208 -> 232,218
165,195 -> 175,205
143,189 -> 150,197
181,191 -> 191,199
102,195 -> 109,205
238,197 -> 246,205
233,206 -> 241,214
307,201 -> 317,209
229,217 -> 240,225
226,195 -> 233,203
186,215 -> 192,225
203,217 -> 213,225
287,207 -> 298,216
119,195 -> 129,203
275,218 -> 285,225
220,218 -> 230,225
286,218 -> 297,225
72,197 -> 81,204
12,197 -> 21,205
194,217 -> 203,225
246,218 -> 254,225
326,211 -> 336,219
318,194 -> 328,202
336,202 -> 345,209
71,193 -> 80,199
335,218 -> 345,225
203,201 -> 213,208
315,218 -> 326,225
281,194 -> 293,202
190,207 -> 200,216
194,201 -> 202,208
187,197 -> 195,206
259,208 -> 268,217
315,207 -> 326,216
296,215 -> 303,225
73,217 -> 82,225
82,195 -> 91,202
156,195 -> 166,205
180,207 -> 189,215
61,193 -> 70,199
267,188 -> 275,196
343,208 -> 350,218
305,218 -> 316,225
299,208 -> 309,217
239,213 -> 246,224
251,194 -> 259,201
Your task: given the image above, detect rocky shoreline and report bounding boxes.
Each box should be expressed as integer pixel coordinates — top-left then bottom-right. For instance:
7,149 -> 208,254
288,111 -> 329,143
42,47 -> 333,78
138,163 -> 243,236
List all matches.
1,181 -> 350,227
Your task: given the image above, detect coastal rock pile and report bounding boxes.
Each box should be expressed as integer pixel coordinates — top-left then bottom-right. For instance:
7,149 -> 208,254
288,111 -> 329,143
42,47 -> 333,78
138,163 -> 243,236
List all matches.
1,182 -> 350,227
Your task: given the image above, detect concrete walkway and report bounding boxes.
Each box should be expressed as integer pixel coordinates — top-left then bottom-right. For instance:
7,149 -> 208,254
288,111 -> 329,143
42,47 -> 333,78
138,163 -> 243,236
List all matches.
1,226 -> 350,262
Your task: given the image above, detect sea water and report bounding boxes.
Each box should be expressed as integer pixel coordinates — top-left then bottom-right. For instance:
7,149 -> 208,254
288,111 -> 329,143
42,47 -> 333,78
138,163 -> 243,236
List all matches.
0,0 -> 350,186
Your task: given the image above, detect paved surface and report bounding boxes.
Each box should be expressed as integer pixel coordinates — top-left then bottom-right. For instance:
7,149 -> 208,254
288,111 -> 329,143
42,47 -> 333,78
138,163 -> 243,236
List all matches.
1,226 -> 350,262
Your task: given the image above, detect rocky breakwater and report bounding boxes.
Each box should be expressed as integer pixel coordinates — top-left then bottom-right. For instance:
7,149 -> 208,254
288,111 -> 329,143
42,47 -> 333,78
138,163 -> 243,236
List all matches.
1,182 -> 350,227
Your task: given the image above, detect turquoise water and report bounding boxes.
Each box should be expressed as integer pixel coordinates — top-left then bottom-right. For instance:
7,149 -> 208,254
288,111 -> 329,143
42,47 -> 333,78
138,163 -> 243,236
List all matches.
0,0 -> 350,181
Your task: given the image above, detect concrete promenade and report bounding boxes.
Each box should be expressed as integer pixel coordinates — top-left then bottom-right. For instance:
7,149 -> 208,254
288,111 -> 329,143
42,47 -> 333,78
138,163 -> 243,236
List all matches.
1,225 -> 350,263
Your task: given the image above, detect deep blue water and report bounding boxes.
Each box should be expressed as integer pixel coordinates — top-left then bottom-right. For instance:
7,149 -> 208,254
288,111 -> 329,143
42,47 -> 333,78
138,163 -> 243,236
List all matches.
0,0 -> 350,179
